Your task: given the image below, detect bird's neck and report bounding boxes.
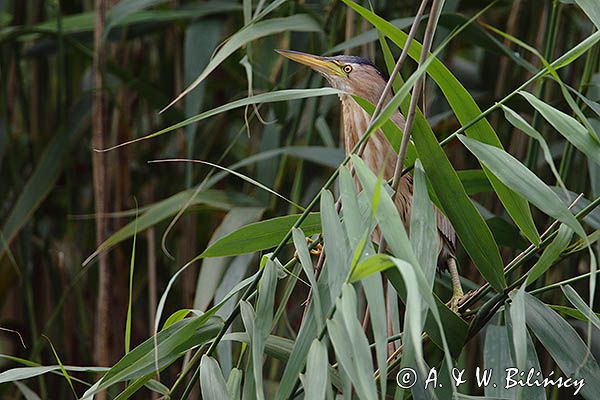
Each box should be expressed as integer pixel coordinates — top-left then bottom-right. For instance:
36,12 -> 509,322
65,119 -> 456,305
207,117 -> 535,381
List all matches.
339,94 -> 398,180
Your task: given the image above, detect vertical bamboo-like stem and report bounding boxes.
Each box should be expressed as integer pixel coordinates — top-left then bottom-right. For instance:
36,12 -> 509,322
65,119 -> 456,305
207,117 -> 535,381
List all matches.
92,0 -> 110,395
523,0 -> 560,169
558,39 -> 599,180
491,0 -> 521,127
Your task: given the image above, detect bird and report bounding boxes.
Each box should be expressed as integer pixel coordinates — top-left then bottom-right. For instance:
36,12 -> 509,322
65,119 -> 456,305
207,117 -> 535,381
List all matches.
276,49 -> 464,312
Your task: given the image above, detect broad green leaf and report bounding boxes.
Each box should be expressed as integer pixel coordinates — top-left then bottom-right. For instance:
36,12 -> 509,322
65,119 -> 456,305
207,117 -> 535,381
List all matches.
144,379 -> 169,395
301,340 -> 328,400
386,258 -> 456,387
200,355 -> 229,400
509,286 -> 527,375
199,213 -> 321,259
502,105 -> 568,196
227,368 -> 243,400
458,169 -> 493,195
327,285 -> 377,400
364,114 -> 506,291
0,365 -> 108,384
162,14 -> 321,112
575,0 -> 600,29
352,254 -> 468,358
162,309 -> 192,330
520,91 -> 600,165
340,0 -> 539,247
552,188 -> 600,229
83,190 -> 255,265
484,325 -> 517,399
526,225 -> 573,285
194,208 -> 264,311
362,273 -> 387,398
320,190 -> 350,303
523,292 -> 600,399
252,260 -> 277,400
87,316 -> 222,395
549,305 -> 600,322
410,160 -> 438,289
562,285 -> 600,332
459,135 -> 585,238
292,228 -> 323,331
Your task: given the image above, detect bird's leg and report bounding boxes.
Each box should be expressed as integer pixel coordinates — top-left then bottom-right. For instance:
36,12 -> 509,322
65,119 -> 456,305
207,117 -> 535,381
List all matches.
446,257 -> 464,313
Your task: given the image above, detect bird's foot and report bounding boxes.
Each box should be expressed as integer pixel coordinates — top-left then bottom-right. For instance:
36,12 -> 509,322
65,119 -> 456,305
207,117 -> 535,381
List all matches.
306,237 -> 323,257
446,257 -> 464,315
447,293 -> 463,314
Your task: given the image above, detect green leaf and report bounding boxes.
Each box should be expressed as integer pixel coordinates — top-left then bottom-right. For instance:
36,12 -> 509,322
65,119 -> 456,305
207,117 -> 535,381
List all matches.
0,365 -> 108,385
301,340 -> 329,400
458,169 -> 493,196
340,0 -> 539,247
85,316 -> 222,395
509,286 -> 528,374
292,228 -> 324,331
199,212 -> 321,259
526,225 -> 573,285
162,14 -> 321,112
520,91 -> 600,166
524,292 -> 600,399
574,0 -> 600,29
459,135 -> 585,238
351,254 -> 468,358
484,325 -> 517,399
562,285 -> 600,332
162,309 -> 192,330
253,260 -> 277,400
144,379 -> 169,396
549,305 -> 600,322
124,210 -> 138,354
410,160 -> 438,288
372,113 -> 507,291
194,208 -> 264,311
200,355 -> 229,400
226,368 -> 243,400
320,190 -> 350,302
502,105 -> 568,197
327,285 -> 378,400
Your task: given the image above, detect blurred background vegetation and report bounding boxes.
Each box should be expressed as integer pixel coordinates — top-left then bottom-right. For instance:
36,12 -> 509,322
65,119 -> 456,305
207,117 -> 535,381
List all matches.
1,0 -> 599,399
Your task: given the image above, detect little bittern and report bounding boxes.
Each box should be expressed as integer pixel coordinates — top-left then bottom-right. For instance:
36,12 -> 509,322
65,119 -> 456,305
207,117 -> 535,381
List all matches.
277,49 -> 464,311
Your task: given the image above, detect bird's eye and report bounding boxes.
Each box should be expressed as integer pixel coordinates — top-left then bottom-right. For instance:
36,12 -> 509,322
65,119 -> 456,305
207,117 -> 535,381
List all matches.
343,65 -> 353,74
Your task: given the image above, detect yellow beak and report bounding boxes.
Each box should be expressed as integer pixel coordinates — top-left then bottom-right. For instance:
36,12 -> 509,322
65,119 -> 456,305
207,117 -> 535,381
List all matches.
275,49 -> 344,76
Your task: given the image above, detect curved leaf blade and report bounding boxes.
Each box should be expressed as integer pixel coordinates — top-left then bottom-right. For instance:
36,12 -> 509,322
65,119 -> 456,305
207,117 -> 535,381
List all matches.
161,14 -> 321,112
459,135 -> 585,238
199,213 -> 321,259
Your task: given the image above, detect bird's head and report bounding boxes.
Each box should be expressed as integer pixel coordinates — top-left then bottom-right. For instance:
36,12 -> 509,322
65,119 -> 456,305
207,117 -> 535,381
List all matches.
276,49 -> 385,102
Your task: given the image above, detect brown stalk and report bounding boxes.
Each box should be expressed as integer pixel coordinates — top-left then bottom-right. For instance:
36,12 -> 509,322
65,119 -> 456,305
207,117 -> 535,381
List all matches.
92,1 -> 110,397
